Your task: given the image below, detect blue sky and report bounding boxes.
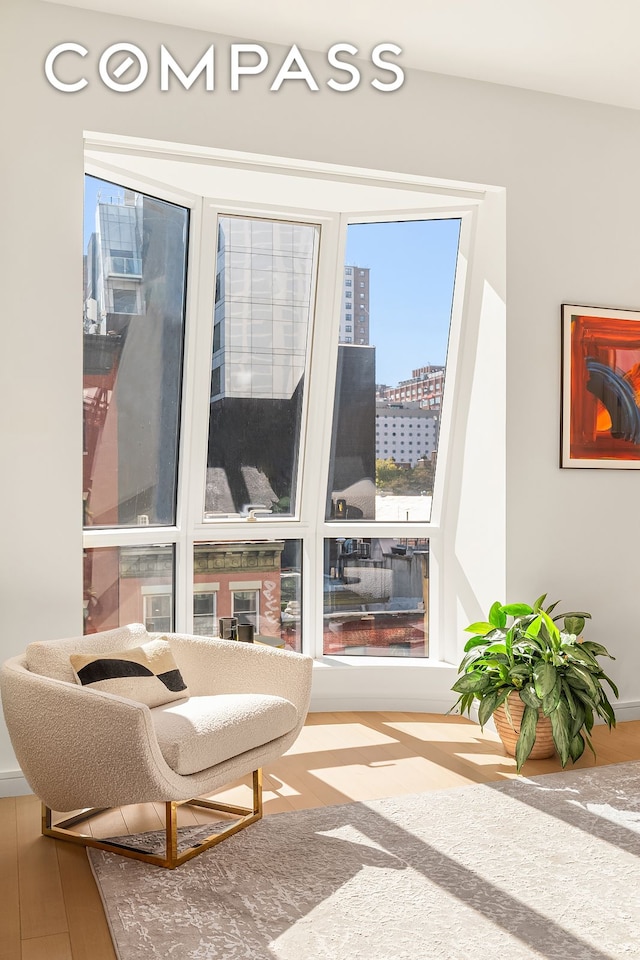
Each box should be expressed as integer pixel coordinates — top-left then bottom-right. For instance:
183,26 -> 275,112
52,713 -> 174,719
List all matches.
345,218 -> 461,385
85,176 -> 460,388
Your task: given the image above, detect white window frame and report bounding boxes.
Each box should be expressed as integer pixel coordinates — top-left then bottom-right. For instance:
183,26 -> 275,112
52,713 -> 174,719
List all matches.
83,136 -> 506,696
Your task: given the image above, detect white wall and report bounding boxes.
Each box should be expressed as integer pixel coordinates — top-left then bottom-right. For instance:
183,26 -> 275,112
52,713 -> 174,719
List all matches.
2,0 -> 640,781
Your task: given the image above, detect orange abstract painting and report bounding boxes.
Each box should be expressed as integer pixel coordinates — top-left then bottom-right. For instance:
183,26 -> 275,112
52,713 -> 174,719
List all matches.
562,304 -> 640,467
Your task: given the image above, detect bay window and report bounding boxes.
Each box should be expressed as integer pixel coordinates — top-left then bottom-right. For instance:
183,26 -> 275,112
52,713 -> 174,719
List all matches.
81,140 -> 498,675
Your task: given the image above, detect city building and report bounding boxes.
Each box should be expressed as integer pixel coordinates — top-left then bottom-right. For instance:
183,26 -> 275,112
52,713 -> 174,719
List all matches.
84,541 -> 289,642
382,364 -> 445,410
84,190 -> 144,335
327,343 -> 377,518
375,400 -> 440,467
339,265 -> 370,344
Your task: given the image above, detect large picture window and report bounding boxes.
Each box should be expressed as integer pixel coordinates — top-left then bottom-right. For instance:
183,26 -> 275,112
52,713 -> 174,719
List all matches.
324,537 -> 429,657
83,545 -> 174,635
81,148 -> 481,668
83,176 -> 188,528
205,216 -> 319,519
327,219 -> 460,523
193,540 -> 302,652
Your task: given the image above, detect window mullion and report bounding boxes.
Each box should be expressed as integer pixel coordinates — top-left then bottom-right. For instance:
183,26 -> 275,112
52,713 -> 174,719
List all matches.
428,209 -> 474,528
172,201 -> 218,634
182,201 -> 219,545
295,214 -> 345,657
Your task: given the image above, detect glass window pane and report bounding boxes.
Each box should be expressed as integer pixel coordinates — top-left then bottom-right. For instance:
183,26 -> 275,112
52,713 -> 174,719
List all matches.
194,540 -> 302,652
144,593 -> 172,632
83,176 -> 189,528
193,591 -> 217,636
83,544 -> 174,634
232,590 -> 259,627
204,216 -> 319,519
327,220 -> 460,522
323,537 -> 429,657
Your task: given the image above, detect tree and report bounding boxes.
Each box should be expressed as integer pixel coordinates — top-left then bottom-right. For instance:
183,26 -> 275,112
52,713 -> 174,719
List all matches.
375,458 -> 434,495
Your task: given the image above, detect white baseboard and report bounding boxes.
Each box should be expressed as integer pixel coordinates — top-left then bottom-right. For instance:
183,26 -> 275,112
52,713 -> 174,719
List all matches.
605,701 -> 640,722
0,771 -> 31,798
309,697 -> 640,723
309,696 -> 455,713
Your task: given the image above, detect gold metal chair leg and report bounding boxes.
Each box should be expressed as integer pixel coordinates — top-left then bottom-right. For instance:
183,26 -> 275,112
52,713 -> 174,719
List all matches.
166,801 -> 178,865
42,769 -> 264,869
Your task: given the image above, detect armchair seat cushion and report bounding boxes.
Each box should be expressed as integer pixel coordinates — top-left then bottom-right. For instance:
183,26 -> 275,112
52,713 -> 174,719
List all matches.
150,693 -> 298,776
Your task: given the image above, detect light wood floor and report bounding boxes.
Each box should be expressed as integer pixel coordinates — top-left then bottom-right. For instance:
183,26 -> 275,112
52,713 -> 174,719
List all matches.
2,711 -> 640,960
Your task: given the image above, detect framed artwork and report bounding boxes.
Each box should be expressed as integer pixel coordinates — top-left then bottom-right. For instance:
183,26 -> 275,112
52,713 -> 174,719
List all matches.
562,304 -> 640,468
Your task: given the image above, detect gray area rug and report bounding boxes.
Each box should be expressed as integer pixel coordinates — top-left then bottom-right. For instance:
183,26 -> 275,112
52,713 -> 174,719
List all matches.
88,762 -> 640,960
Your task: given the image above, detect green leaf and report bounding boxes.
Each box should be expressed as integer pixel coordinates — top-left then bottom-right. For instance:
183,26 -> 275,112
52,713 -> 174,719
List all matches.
489,602 -> 507,629
544,600 -> 560,615
533,662 -> 557,698
569,733 -> 585,763
451,672 -> 491,694
579,699 -> 594,733
524,616 -> 543,639
565,664 -> 599,697
519,684 -> 542,710
515,705 -> 538,772
503,694 -> 514,729
502,603 -> 534,617
542,676 -> 562,715
561,644 -> 599,668
550,700 -> 572,767
494,687 -> 512,711
478,691 -> 500,729
601,672 -> 620,699
509,664 -> 532,678
464,621 -> 494,635
570,701 -> 586,738
561,678 -> 577,718
540,611 -> 561,649
583,727 -> 596,759
533,593 -> 547,612
564,616 -> 586,636
484,642 -> 508,654
571,687 -> 600,715
580,641 -> 615,660
463,634 -> 489,653
553,610 -> 592,621
504,627 -> 514,662
598,695 -> 617,729
458,649 -> 484,672
484,660 -> 510,682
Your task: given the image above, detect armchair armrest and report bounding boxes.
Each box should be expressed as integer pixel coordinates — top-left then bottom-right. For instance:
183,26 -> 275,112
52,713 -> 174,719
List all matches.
158,633 -> 313,713
1,656 -> 184,811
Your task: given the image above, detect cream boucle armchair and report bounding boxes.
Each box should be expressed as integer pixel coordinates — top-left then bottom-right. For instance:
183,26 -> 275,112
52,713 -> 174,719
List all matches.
1,623 -> 313,868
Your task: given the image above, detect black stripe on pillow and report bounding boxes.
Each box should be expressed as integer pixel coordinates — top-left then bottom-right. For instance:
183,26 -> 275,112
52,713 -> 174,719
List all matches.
157,669 -> 188,693
76,659 -> 154,685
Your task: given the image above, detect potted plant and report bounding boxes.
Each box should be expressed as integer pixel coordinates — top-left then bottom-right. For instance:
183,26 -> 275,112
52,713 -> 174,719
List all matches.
450,594 -> 618,771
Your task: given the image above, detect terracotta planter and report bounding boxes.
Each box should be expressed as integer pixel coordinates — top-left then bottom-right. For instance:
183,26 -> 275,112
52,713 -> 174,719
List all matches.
493,691 -> 556,760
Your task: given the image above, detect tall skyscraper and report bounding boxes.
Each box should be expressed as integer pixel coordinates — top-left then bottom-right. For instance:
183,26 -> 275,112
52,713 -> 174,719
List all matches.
84,190 -> 144,335
339,265 -> 370,344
